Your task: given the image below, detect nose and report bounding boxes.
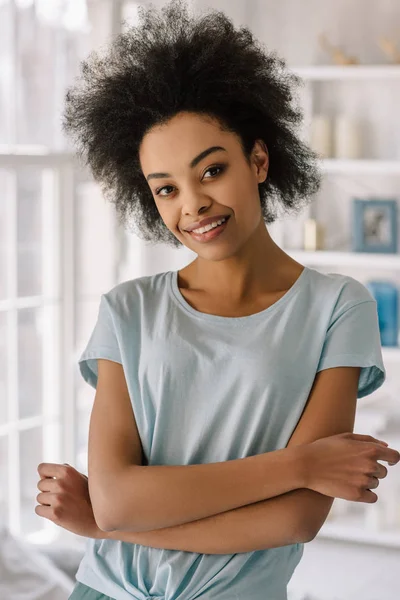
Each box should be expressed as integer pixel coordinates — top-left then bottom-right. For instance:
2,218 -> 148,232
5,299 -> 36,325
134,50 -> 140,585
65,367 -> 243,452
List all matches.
181,189 -> 213,218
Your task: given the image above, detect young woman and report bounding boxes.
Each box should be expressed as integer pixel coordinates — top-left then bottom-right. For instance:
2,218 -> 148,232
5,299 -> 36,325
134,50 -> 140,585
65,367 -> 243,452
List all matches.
35,1 -> 399,599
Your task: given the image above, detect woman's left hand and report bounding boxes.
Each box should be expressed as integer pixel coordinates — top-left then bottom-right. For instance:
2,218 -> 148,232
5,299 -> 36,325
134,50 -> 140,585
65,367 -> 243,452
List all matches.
35,463 -> 103,539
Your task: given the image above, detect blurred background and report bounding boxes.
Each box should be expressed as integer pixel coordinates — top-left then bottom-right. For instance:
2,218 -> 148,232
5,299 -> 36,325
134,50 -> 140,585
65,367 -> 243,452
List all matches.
1,1 -> 400,599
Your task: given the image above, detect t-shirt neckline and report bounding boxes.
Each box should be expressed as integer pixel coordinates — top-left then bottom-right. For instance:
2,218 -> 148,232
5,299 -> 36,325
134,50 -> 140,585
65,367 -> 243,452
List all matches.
168,265 -> 309,325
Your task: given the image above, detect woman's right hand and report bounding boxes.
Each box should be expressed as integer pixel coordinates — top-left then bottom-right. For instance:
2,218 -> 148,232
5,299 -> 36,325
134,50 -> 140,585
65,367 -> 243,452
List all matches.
302,432 -> 400,503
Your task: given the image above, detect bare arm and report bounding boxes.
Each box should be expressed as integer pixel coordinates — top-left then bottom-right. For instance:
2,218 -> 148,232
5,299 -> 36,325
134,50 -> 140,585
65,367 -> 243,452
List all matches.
107,449 -> 305,533
89,360 -> 306,533
109,450 -> 302,532
102,489 -> 311,554
95,366 -> 361,551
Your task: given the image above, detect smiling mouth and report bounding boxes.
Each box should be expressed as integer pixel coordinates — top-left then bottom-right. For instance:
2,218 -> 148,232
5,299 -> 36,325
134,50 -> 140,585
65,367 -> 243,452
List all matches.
186,215 -> 231,241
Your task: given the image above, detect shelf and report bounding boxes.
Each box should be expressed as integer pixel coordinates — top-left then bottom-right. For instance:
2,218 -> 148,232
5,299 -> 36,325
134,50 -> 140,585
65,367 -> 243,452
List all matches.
318,516 -> 400,549
285,249 -> 400,269
292,65 -> 400,81
320,159 -> 400,175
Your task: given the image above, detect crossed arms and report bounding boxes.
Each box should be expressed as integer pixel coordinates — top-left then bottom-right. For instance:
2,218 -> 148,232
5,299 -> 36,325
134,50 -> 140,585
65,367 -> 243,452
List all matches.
87,359 -> 360,554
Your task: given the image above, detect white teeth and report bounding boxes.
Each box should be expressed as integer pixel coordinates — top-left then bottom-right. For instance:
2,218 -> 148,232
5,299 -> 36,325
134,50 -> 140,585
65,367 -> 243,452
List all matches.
192,217 -> 227,234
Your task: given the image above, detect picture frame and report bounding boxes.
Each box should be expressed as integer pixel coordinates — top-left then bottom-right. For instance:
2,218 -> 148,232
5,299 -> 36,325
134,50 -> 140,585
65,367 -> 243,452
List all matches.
352,198 -> 398,253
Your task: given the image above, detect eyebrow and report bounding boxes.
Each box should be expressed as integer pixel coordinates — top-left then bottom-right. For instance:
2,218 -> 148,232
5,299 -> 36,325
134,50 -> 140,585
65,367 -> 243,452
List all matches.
146,146 -> 227,182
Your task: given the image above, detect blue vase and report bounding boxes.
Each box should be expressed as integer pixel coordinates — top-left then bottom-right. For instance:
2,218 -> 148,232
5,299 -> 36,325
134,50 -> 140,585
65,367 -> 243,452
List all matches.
366,280 -> 399,347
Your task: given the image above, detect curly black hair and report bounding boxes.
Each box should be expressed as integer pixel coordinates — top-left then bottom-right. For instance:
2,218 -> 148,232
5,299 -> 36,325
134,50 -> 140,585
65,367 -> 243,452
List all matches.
63,0 -> 321,248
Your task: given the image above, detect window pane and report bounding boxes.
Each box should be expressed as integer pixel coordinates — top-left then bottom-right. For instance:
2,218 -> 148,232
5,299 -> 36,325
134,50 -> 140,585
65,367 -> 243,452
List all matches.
17,167 -> 43,297
0,435 -> 8,528
0,0 -> 13,144
75,175 -> 118,297
0,311 -> 8,424
19,426 -> 43,535
0,169 -> 10,300
18,308 -> 43,419
14,0 -> 91,149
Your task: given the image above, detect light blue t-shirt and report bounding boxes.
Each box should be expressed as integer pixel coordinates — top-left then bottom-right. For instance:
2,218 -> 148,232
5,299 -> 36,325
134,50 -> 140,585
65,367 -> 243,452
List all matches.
76,265 -> 386,600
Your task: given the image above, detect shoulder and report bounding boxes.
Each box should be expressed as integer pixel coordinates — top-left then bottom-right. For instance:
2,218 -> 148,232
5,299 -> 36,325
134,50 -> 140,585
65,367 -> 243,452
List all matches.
100,271 -> 171,316
306,268 -> 375,311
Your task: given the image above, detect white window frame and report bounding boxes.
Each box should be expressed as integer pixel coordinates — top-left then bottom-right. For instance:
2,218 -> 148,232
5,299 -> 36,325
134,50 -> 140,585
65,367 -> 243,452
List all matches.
1,0 -> 125,546
0,152 -> 77,542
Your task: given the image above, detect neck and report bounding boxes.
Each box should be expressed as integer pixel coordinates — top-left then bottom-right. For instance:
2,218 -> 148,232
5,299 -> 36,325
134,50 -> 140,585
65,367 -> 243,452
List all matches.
187,221 -> 302,301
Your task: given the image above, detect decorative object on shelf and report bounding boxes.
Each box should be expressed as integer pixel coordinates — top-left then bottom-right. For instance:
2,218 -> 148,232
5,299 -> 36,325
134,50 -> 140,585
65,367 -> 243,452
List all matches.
333,115 -> 361,159
318,33 -> 360,65
378,37 -> 400,64
365,280 -> 399,347
303,218 -> 325,251
310,115 -> 332,157
352,198 -> 398,253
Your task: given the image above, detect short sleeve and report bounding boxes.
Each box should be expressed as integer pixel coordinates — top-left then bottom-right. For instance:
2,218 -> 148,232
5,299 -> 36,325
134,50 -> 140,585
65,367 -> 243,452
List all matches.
316,300 -> 386,398
78,294 -> 122,389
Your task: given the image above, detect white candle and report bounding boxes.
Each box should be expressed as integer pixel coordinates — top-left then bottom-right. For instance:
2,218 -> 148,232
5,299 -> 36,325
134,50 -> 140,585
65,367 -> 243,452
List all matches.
310,115 -> 332,158
304,218 -> 325,251
334,115 -> 361,159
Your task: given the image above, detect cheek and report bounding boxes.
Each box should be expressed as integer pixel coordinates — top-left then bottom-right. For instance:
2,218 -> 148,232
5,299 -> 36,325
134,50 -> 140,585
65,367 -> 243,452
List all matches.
154,201 -> 173,223
159,206 -> 181,231
227,170 -> 255,199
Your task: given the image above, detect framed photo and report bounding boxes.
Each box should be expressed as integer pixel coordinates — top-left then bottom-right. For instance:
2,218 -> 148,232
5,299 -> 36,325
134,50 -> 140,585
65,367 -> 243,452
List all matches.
352,198 -> 398,253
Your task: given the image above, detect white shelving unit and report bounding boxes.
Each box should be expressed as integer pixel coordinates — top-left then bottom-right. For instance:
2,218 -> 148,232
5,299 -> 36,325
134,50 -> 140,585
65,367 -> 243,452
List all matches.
282,64 -> 400,551
285,246 -> 400,551
282,62 -> 400,263
285,249 -> 400,269
320,158 -> 400,175
292,64 -> 400,81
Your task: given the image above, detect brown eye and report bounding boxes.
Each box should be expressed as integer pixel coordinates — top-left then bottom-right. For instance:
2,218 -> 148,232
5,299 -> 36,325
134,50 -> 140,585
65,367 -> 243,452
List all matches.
155,185 -> 175,197
155,164 -> 226,196
203,165 -> 225,178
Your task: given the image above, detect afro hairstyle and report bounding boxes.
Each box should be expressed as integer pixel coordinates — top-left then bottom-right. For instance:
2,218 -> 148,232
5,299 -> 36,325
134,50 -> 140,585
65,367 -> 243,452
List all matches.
63,0 -> 321,248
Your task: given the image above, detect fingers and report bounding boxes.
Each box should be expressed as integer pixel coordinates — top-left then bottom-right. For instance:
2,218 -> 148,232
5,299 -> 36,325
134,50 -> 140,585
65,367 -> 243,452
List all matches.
378,446 -> 400,465
349,434 -> 400,464
36,492 -> 52,506
350,434 -> 388,445
373,463 -> 388,479
363,489 -> 378,503
37,463 -> 69,479
37,477 -> 57,492
35,504 -> 53,518
367,476 -> 380,490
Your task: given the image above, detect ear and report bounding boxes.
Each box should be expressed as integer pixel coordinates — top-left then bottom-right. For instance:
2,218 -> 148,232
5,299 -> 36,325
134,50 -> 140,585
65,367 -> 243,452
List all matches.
252,140 -> 269,183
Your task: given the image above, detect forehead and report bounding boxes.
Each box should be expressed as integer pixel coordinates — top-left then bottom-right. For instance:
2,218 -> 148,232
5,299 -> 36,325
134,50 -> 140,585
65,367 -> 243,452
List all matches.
139,112 -> 239,170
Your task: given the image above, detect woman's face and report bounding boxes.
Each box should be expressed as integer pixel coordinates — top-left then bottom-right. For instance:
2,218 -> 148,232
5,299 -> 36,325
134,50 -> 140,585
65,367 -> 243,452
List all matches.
139,111 -> 269,259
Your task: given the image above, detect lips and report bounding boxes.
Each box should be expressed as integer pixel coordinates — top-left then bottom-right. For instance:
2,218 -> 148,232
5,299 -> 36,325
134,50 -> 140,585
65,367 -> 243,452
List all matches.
188,215 -> 230,242
184,214 -> 230,233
